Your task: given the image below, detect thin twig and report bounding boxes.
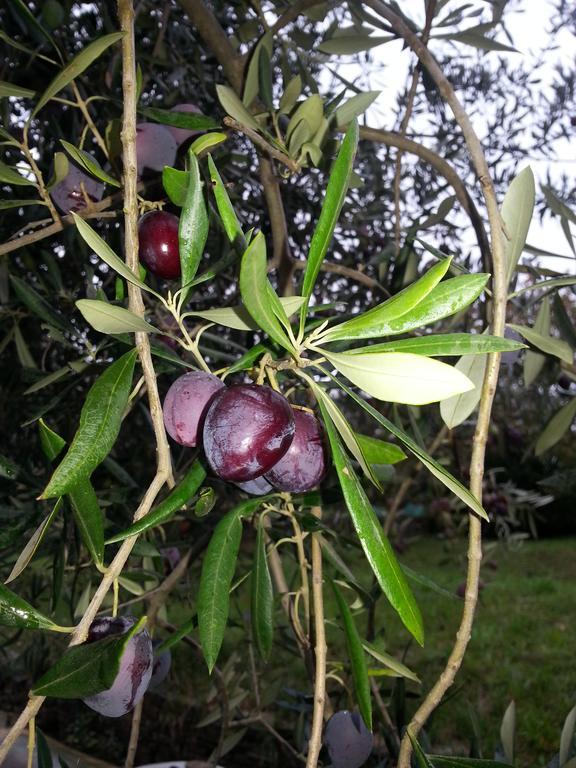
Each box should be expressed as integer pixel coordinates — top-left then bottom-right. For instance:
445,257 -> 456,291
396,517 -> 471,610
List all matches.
291,257 -> 388,293
224,117 -> 299,174
124,699 -> 143,768
71,81 -> 110,160
305,506 -> 326,768
364,4 -> 507,765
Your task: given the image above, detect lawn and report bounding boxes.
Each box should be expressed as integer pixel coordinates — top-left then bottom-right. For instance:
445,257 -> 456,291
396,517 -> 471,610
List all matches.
369,536 -> 576,763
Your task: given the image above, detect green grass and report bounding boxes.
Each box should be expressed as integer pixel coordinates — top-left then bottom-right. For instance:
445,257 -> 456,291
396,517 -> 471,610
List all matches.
368,537 -> 576,764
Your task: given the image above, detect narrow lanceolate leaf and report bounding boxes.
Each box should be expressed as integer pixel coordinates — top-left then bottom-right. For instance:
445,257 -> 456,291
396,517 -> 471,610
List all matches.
162,167 -> 188,206
71,214 -> 158,296
33,32 -> 124,115
429,758 -> 515,768
322,273 -> 488,342
179,149 -> 208,295
355,434 -> 406,465
5,499 -> 63,584
501,167 -> 535,286
138,106 -> 219,131
523,297 -> 550,387
362,640 -> 420,683
440,354 -> 487,429
60,141 -> 120,187
38,419 -> 66,461
239,233 -> 294,352
185,296 -> 304,332
320,257 -> 452,343
0,584 -> 62,631
500,701 -> 516,764
334,91 -> 381,128
346,333 -> 525,358
251,517 -> 273,661
332,580 -> 372,729
190,132 -> 227,156
10,275 -> 71,333
409,736 -> 434,768
216,84 -> 260,130
508,323 -> 573,364
207,155 -> 246,250
535,399 -> 576,456
323,369 -> 488,520
106,460 -> 206,543
560,705 -> 576,767
68,479 -> 104,568
299,120 -> 359,332
76,299 -> 159,335
32,619 -> 144,697
318,401 -> 424,645
42,349 -> 138,498
0,160 -> 36,186
321,350 -> 474,406
198,505 -> 248,672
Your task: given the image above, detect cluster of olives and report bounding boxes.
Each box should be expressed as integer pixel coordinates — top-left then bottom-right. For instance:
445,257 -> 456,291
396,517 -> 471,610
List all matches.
80,616 -> 170,718
50,103 -> 201,215
163,372 -> 329,494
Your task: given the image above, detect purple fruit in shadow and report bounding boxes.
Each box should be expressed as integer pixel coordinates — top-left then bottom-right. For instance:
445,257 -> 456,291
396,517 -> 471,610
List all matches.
50,161 -> 104,214
163,371 -> 225,447
265,408 -> 328,492
235,476 -> 274,496
136,123 -> 177,175
81,616 -> 153,718
148,641 -> 172,690
168,103 -> 203,145
202,385 -> 295,482
138,211 -> 181,280
323,711 -> 373,768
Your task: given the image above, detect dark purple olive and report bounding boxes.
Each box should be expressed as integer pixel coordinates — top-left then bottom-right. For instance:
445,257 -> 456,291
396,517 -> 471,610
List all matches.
81,616 -> 153,718
50,160 -> 104,214
235,476 -> 274,496
265,408 -> 328,492
203,385 -> 295,482
323,710 -> 373,768
148,641 -> 172,690
163,371 -> 225,446
136,123 -> 177,175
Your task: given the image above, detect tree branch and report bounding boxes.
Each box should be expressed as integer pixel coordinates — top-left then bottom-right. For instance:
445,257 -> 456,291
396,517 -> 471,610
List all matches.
364,4 -> 508,765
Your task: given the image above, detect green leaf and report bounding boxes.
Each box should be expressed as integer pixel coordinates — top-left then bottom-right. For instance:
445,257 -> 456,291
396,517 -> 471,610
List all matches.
72,214 -> 157,296
59,141 -> 120,187
318,400 -> 424,644
0,160 -> 35,186
333,91 -> 380,128
184,296 -> 304,332
320,258 -> 453,343
243,32 -> 273,107
179,149 -> 208,295
440,354 -> 487,429
32,618 -> 145,697
535,399 -> 576,456
500,700 -> 516,764
39,419 -> 66,461
362,640 -> 420,683
105,460 -> 206,543
76,299 -> 159,335
239,233 -> 294,352
10,274 -> 71,333
318,35 -> 393,55
189,132 -> 227,156
510,276 -> 576,298
68,479 -> 105,568
216,84 -> 260,130
162,166 -> 188,207
7,0 -> 60,55
42,349 -> 138,498
299,120 -> 359,331
0,583 -> 63,631
347,333 -> 524,357
198,500 -> 264,671
251,517 -> 273,660
0,199 -> 46,210
279,75 -> 302,114
323,370 -> 488,520
0,81 -> 37,99
33,33 -> 124,116
332,580 -> 372,729
355,434 -> 406,465
286,94 -> 324,146
441,29 -> 517,52
139,106 -> 219,131
14,324 -> 37,368
508,322 -> 573,364
5,499 -> 62,584
429,759 -> 515,768
225,343 -> 270,375
501,167 -> 535,286
207,155 -> 246,250
410,736 -> 434,768
320,350 -> 474,405
560,705 -> 576,767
